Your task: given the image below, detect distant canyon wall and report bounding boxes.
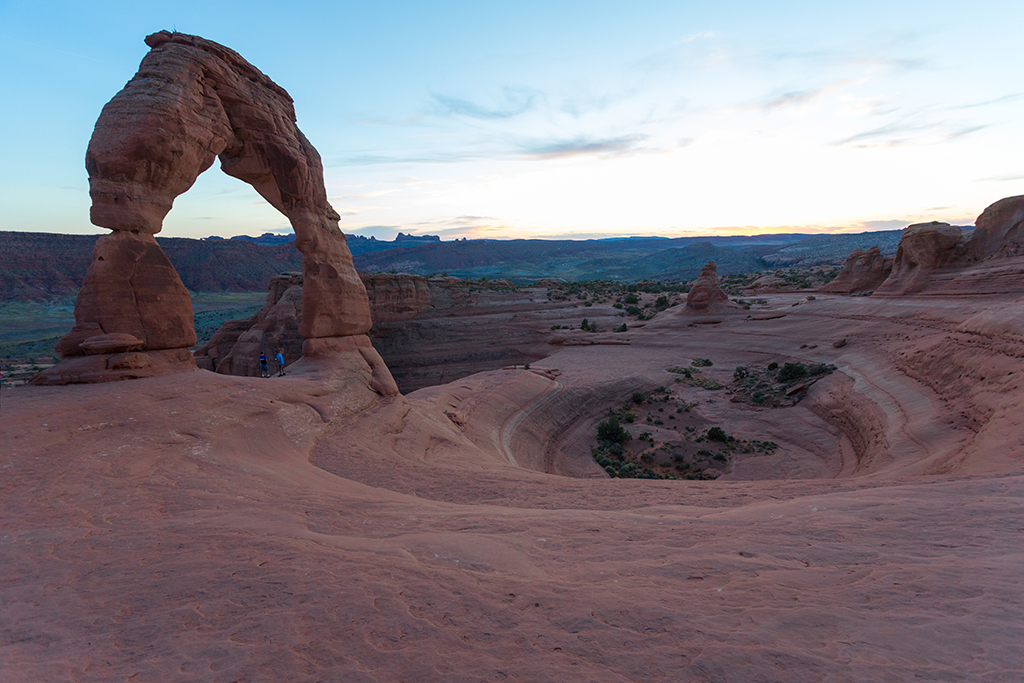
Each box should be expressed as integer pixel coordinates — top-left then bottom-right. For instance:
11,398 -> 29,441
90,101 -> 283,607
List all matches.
194,273 -> 548,391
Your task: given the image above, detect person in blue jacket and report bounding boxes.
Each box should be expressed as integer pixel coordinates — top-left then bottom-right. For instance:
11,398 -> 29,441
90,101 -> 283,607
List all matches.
275,349 -> 286,376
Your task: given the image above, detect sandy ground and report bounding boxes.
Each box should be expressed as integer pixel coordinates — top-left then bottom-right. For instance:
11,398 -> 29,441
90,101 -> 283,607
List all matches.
2,292 -> 1023,682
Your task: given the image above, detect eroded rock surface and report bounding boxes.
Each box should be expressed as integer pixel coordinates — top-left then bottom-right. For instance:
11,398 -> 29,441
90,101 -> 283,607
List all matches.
360,272 -> 432,322
685,262 -> 740,312
194,273 -> 303,376
820,246 -> 893,295
969,195 -> 1024,260
39,31 -> 377,386
874,223 -> 965,296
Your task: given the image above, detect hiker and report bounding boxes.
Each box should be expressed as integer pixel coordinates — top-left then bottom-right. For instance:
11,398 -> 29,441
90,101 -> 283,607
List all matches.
259,353 -> 270,378
275,349 -> 285,376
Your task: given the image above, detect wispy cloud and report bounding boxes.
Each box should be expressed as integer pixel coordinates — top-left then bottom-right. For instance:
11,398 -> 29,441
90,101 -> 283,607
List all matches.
432,87 -> 542,120
979,172 -> 1024,182
518,134 -> 649,160
834,116 -> 987,148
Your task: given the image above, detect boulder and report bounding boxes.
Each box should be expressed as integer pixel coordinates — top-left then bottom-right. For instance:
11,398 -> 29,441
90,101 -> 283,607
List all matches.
820,246 -> 893,294
742,273 -> 789,294
874,223 -> 965,296
685,262 -> 741,312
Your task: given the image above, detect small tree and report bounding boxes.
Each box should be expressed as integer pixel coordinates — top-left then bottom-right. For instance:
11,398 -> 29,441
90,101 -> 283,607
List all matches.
776,362 -> 807,383
597,416 -> 631,443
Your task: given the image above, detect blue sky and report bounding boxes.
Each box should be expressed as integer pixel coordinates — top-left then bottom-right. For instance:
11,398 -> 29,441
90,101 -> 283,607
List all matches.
2,0 -> 1023,240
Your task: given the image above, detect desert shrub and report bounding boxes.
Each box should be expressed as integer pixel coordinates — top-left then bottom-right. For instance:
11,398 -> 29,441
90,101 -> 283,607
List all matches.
584,301 -> 593,307
707,427 -> 728,442
631,392 -> 645,405
622,412 -> 637,423
767,362 -> 779,371
692,358 -> 713,367
733,366 -> 749,380
807,363 -> 836,376
609,442 -> 624,457
581,318 -> 590,331
776,362 -> 807,383
655,295 -> 669,309
625,305 -> 642,316
752,391 -> 765,404
713,453 -> 726,462
624,293 -> 639,304
615,323 -> 627,332
638,432 -> 652,441
597,417 -> 631,443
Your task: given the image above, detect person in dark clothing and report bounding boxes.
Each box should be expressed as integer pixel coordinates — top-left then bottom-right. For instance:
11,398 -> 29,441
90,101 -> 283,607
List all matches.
259,353 -> 270,378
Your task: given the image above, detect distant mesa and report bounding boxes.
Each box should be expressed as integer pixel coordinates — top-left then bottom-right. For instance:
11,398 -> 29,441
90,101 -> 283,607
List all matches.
35,31 -> 392,395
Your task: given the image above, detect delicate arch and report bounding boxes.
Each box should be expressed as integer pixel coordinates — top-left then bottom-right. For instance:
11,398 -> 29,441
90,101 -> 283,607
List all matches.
85,30 -> 370,340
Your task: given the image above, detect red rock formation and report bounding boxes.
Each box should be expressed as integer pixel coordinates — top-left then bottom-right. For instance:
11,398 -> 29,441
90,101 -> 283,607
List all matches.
360,273 -> 432,323
685,262 -> 740,312
195,273 -> 304,376
820,246 -> 893,295
742,273 -> 790,294
38,31 -> 379,387
874,223 -> 965,296
968,195 -> 1024,260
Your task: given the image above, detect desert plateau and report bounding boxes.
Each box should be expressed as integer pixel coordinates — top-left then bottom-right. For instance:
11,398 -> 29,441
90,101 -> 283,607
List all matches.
3,19 -> 1024,683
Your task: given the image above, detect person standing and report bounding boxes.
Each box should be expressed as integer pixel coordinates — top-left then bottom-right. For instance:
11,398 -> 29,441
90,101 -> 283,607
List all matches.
259,352 -> 270,378
275,349 -> 285,376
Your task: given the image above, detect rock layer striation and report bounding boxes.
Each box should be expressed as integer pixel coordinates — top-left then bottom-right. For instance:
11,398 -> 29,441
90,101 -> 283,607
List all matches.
820,246 -> 893,295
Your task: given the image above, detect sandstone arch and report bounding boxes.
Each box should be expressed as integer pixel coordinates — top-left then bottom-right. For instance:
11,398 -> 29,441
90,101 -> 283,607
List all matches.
37,32 -> 385,388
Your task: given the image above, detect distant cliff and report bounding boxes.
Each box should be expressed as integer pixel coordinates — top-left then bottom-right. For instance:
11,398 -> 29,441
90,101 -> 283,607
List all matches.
0,228 -> 913,301
0,232 -> 303,300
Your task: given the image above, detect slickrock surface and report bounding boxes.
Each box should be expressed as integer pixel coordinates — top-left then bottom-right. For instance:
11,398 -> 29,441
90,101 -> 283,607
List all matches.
3,292 -> 1022,681
820,246 -> 892,294
41,32 -> 372,384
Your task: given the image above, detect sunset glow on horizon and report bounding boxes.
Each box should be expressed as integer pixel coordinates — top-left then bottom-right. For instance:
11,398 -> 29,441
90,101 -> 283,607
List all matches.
2,0 -> 1022,241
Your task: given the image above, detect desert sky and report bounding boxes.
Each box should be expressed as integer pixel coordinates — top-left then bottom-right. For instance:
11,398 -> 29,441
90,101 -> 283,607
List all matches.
1,0 -> 1023,239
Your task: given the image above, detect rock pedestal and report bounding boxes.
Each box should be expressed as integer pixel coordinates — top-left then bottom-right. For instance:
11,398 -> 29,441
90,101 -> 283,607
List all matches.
685,262 -> 740,313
